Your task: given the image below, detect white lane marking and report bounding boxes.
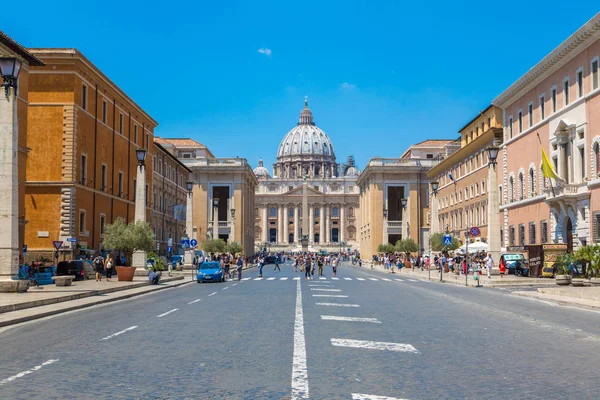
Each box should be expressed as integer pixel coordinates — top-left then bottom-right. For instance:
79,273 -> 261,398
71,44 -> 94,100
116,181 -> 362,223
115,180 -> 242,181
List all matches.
356,278 -> 366,281
381,278 -> 392,281
222,286 -> 229,290
321,316 -> 380,323
316,303 -> 360,307
187,299 -> 201,304
280,277 -> 289,280
319,277 -> 327,280
312,294 -> 349,298
369,278 -> 379,281
395,279 -> 404,282
331,338 -> 418,353
100,326 -> 138,341
208,292 -> 217,297
310,288 -> 342,292
0,359 -> 59,386
241,278 -> 250,281
232,283 -> 238,286
291,279 -> 309,399
254,277 -> 263,280
267,277 -> 276,280
331,277 -> 339,280
352,394 -> 409,400
408,279 -> 418,282
157,309 -> 178,318
293,277 -> 301,280
344,278 -> 352,280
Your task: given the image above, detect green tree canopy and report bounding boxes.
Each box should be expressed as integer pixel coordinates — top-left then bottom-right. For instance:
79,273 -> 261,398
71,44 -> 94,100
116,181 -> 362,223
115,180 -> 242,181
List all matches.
226,241 -> 243,255
395,238 -> 419,254
430,232 -> 460,252
203,238 -> 226,254
103,219 -> 155,266
574,244 -> 600,278
377,243 -> 395,253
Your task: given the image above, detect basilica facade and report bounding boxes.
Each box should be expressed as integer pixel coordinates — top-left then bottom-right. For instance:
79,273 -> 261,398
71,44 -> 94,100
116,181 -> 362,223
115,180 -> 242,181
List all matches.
253,100 -> 360,250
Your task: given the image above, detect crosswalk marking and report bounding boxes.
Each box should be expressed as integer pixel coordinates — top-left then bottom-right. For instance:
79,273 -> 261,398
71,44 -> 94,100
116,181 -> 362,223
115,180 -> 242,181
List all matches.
331,277 -> 339,280
316,303 -> 360,307
312,294 -> 348,298
319,277 -> 327,280
381,278 -> 392,281
408,279 -> 418,282
395,279 -> 404,282
356,278 -> 366,281
331,338 -> 418,353
344,278 -> 352,280
254,277 -> 263,280
321,316 -> 380,323
241,277 -> 250,281
293,277 -> 301,280
368,278 -> 379,281
352,394 -> 409,400
310,288 -> 342,292
267,277 -> 276,280
280,277 -> 288,280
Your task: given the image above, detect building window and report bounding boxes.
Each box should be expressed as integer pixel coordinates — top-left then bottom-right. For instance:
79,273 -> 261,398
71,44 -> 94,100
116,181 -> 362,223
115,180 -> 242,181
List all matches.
119,113 -> 123,134
102,100 -> 107,124
146,184 -> 148,206
540,94 -> 545,120
509,176 -> 514,202
551,87 -> 557,112
595,143 -> 600,177
592,58 -> 599,91
133,179 -> 136,201
314,208 -> 320,217
518,110 -> 523,133
593,212 -> 600,242
529,222 -> 536,244
576,68 -> 584,98
509,226 -> 515,246
529,168 -> 535,195
518,224 -> 525,246
118,172 -> 123,197
508,116 -> 513,138
79,210 -> 86,234
332,207 -> 339,217
563,78 -> 570,106
528,102 -> 533,127
133,124 -> 138,144
82,85 -> 87,110
541,220 -> 548,244
481,180 -> 486,193
100,214 -> 106,236
498,185 -> 502,205
349,207 -> 354,217
269,207 -> 277,217
101,164 -> 107,191
80,154 -> 87,185
518,172 -> 524,200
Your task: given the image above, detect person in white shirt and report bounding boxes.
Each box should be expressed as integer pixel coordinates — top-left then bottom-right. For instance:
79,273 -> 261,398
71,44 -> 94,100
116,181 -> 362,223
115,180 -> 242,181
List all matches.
485,253 -> 494,279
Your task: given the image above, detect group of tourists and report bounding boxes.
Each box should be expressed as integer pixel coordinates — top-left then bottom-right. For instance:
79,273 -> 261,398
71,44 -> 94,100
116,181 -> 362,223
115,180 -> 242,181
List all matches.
432,252 -> 496,278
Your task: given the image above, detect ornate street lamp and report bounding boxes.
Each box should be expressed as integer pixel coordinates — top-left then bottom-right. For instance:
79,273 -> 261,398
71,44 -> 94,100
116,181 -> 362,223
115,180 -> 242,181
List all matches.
136,148 -> 147,167
213,198 -> 219,208
0,57 -> 23,95
185,181 -> 194,194
382,206 -> 388,219
431,181 -> 439,195
230,208 -> 236,219
401,198 -> 408,209
486,146 -> 500,166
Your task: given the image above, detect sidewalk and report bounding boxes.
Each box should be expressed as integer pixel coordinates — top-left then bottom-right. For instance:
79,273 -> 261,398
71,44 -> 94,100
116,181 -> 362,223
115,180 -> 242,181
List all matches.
513,287 -> 600,311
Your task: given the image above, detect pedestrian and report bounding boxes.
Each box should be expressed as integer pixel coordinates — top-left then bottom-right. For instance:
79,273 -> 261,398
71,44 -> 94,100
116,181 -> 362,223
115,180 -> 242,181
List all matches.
258,256 -> 264,277
485,252 -> 494,279
332,257 -> 338,277
274,257 -> 281,272
358,258 -> 362,267
93,254 -> 105,282
149,270 -> 160,284
318,257 -> 323,276
499,257 -> 506,278
104,255 -> 114,282
304,258 -> 312,280
236,256 -> 243,280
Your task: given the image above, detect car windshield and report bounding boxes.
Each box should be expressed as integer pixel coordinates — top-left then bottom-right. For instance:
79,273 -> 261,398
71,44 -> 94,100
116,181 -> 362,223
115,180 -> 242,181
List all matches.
199,263 -> 219,270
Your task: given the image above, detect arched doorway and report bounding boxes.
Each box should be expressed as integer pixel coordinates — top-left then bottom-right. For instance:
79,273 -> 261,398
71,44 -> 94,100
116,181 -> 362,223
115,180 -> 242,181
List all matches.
565,217 -> 573,253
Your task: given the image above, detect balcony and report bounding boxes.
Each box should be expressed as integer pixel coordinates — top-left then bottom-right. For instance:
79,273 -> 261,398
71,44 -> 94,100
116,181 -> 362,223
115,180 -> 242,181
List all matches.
386,220 -> 403,234
544,181 -> 590,203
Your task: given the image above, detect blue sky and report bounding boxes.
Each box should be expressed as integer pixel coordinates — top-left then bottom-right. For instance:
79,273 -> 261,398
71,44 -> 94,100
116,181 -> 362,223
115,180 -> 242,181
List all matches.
8,1 -> 599,172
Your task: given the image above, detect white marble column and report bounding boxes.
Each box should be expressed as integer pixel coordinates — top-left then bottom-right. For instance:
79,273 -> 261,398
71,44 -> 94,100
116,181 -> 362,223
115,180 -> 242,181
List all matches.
262,206 -> 268,242
184,190 -> 194,266
401,197 -> 409,240
132,160 -> 147,269
488,162 -> 501,263
283,204 -> 289,244
319,204 -> 325,243
294,205 -> 299,243
340,205 -> 345,242
277,205 -> 283,244
325,206 -> 331,243
309,204 -> 314,244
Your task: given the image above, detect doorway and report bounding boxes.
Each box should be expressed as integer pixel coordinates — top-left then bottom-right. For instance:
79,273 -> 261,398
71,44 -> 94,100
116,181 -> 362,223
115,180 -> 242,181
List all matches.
565,217 -> 573,253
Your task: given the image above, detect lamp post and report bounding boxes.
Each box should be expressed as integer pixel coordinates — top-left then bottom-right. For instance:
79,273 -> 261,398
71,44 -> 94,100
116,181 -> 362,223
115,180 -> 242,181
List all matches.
429,181 -> 439,281
486,145 -> 501,265
184,181 -> 194,267
213,198 -> 220,240
382,205 -> 388,246
132,148 -> 148,271
400,198 -> 408,240
0,57 -> 23,285
230,207 -> 236,245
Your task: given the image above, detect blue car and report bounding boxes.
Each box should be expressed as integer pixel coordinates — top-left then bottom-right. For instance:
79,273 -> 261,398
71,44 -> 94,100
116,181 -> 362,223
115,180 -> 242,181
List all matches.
196,261 -> 225,283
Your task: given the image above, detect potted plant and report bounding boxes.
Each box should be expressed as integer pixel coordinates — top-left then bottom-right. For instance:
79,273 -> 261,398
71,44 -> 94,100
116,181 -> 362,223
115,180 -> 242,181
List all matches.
575,245 -> 600,286
554,253 -> 572,286
103,219 -> 155,281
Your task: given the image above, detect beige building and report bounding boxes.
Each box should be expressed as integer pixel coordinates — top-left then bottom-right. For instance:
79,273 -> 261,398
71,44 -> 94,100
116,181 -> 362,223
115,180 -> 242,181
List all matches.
428,106 -> 503,243
357,140 -> 454,258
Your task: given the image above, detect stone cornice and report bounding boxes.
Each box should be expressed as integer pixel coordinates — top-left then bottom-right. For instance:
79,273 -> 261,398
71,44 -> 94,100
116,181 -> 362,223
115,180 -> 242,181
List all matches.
493,13 -> 600,108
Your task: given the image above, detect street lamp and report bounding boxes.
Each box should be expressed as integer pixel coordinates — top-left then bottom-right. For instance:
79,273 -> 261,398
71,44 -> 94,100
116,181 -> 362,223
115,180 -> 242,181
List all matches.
135,148 -> 147,167
431,181 -> 439,195
184,180 -> 194,268
487,144 -> 501,266
0,57 -> 23,95
212,198 -> 220,240
186,181 -> 193,194
428,181 -> 440,281
230,208 -> 236,245
132,147 -> 148,270
401,198 -> 408,209
486,146 -> 499,166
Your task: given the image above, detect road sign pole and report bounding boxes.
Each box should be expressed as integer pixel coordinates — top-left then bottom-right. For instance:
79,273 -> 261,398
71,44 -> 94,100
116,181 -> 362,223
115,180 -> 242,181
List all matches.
465,230 -> 469,286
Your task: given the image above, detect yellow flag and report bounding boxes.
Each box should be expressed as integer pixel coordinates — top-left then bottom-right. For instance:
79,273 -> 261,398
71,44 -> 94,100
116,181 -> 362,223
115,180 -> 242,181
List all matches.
541,147 -> 560,180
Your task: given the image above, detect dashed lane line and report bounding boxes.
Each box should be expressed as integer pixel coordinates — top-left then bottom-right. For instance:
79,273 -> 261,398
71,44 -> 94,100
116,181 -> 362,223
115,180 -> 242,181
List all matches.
232,283 -> 238,286
100,326 -> 138,341
344,278 -> 352,280
352,394 -> 409,400
293,277 -> 301,280
312,294 -> 349,298
187,299 -> 201,304
310,288 -> 342,292
316,303 -> 360,307
280,277 -> 289,280
319,277 -> 327,280
395,279 -> 405,282
291,280 -> 309,399
157,309 -> 178,318
356,278 -> 366,281
368,278 -> 379,281
381,278 -> 392,281
0,359 -> 59,386
408,279 -> 418,282
241,278 -> 251,281
321,316 -> 380,323
222,286 -> 229,290
208,292 -> 217,297
331,338 -> 418,353
331,277 -> 339,280
254,277 -> 263,280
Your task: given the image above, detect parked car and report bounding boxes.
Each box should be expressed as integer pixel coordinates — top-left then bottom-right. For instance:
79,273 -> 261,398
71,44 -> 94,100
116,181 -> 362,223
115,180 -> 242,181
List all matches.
196,261 -> 225,283
56,260 -> 93,280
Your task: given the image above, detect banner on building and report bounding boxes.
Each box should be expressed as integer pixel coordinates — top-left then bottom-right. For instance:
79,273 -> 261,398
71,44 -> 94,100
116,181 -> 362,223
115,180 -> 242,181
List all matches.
173,204 -> 186,221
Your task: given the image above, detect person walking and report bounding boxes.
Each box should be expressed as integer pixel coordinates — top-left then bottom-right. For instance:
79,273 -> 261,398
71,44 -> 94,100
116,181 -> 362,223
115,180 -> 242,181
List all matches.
318,257 -> 323,276
332,256 -> 338,277
304,258 -> 312,280
236,256 -> 243,280
274,257 -> 281,272
258,256 -> 264,277
358,258 -> 362,268
104,255 -> 114,282
93,254 -> 105,282
485,252 -> 495,279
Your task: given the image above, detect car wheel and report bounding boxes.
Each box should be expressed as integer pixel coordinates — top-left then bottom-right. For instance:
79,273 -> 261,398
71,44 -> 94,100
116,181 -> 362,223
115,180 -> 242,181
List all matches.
197,280 -> 201,283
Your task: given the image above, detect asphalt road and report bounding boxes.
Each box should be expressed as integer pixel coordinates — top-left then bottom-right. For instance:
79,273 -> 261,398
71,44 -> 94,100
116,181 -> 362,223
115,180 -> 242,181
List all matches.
1,260 -> 599,400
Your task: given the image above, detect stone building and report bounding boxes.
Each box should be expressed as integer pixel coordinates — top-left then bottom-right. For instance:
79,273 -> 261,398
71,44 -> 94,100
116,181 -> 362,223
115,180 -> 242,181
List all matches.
24,48 -> 157,260
253,100 -> 360,251
357,140 -> 454,258
492,12 -> 600,251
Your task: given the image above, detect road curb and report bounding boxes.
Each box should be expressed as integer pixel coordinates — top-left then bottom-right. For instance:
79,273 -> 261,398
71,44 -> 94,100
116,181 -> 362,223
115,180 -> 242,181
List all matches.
512,290 -> 600,311
0,278 -> 192,328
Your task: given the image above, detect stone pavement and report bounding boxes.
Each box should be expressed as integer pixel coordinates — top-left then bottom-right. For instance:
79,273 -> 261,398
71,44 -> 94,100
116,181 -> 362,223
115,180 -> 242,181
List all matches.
513,286 -> 600,310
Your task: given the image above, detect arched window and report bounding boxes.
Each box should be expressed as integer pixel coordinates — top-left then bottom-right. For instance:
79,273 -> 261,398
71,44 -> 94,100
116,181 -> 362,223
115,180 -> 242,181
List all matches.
509,176 -> 515,202
529,168 -> 535,195
518,172 -> 524,200
595,142 -> 600,177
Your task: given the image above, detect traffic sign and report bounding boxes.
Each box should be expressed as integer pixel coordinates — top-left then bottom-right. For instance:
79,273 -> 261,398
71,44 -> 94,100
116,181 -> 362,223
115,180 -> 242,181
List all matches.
23,245 -> 27,254
190,239 -> 198,248
443,234 -> 452,246
52,240 -> 63,250
181,238 -> 190,248
67,237 -> 78,243
469,226 -> 481,237
167,246 -> 172,253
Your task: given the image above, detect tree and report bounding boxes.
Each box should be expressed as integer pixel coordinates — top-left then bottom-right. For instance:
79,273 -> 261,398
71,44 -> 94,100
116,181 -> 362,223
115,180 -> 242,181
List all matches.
226,241 -> 243,255
103,219 -> 155,266
203,238 -> 226,254
574,244 -> 600,278
430,232 -> 460,252
377,243 -> 395,253
395,238 -> 419,255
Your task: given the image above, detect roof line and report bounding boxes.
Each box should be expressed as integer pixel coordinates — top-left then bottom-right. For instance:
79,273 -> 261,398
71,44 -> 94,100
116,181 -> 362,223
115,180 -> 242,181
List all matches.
153,141 -> 192,173
457,104 -> 494,133
0,31 -> 44,66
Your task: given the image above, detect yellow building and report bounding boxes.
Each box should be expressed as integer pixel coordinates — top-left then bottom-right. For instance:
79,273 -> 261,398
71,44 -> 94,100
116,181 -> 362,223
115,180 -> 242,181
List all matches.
24,48 -> 157,260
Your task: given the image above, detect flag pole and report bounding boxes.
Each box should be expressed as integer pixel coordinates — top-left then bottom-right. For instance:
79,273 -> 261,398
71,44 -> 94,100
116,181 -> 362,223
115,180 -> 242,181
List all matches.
537,133 -> 556,197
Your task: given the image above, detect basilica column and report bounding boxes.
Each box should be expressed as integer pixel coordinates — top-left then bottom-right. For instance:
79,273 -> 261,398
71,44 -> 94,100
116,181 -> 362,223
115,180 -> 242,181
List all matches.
325,206 -> 331,243
262,206 -> 268,242
277,205 -> 283,244
283,204 -> 289,244
340,205 -> 345,242
294,205 -> 299,243
319,204 -> 325,243
309,204 -> 314,244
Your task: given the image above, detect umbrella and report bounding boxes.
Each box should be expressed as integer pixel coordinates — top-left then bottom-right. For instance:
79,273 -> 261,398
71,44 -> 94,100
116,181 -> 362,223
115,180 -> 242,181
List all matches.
458,241 -> 488,254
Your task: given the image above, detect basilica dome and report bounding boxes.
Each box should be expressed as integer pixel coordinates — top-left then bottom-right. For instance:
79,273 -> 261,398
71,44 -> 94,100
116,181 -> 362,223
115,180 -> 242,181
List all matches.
253,159 -> 270,179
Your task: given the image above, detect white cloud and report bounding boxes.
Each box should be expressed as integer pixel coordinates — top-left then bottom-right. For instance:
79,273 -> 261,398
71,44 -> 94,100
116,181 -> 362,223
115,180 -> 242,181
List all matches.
257,48 -> 272,57
340,82 -> 357,91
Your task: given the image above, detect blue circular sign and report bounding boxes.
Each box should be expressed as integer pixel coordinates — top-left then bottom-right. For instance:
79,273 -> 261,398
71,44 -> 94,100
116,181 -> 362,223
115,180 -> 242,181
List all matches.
190,239 -> 198,248
469,226 -> 481,237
